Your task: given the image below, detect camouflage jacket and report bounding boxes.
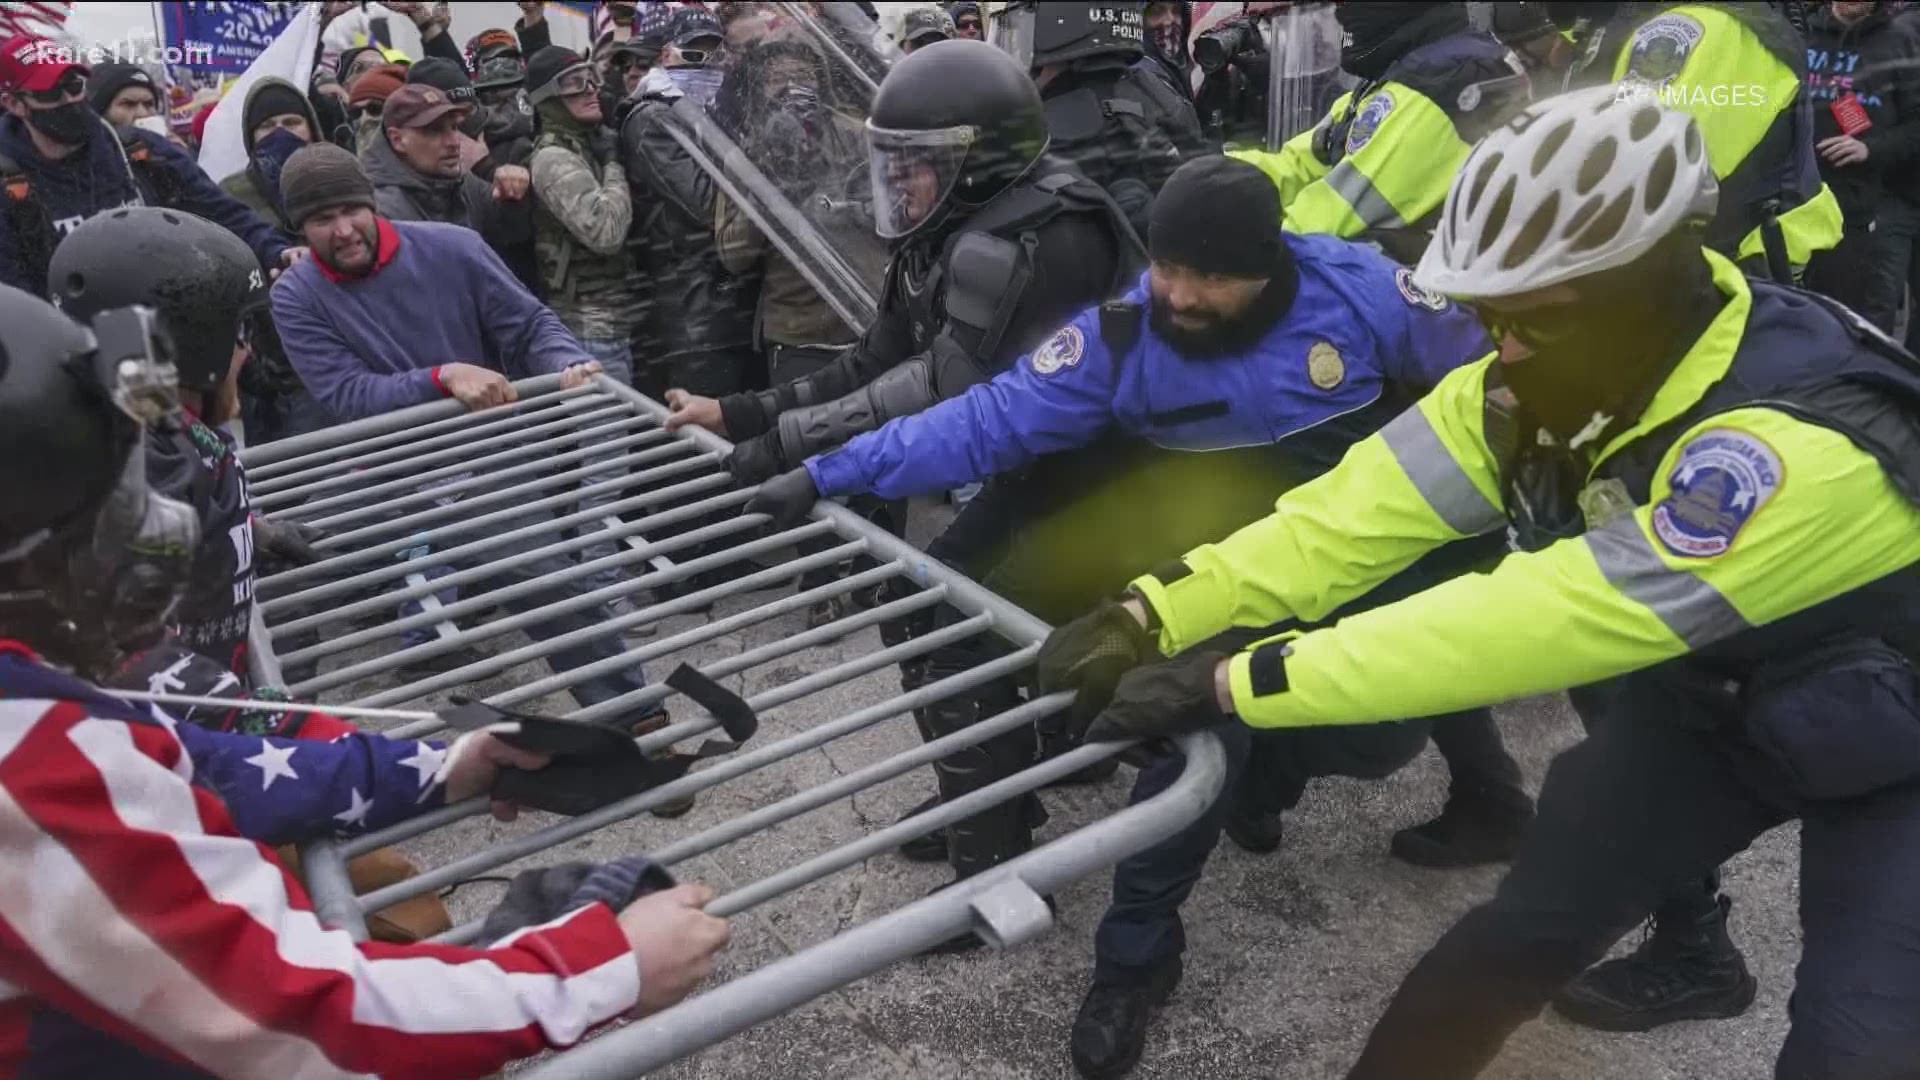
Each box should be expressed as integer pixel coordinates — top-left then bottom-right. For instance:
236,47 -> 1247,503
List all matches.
530,125 -> 634,341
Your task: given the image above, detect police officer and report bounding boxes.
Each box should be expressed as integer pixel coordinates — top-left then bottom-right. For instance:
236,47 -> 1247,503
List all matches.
1402,0 -> 1851,1031
1230,1 -> 1530,263
1002,0 -> 1210,238
47,207 -> 323,679
1607,2 -> 1841,280
1043,86 -> 1920,1080
747,156 -> 1505,1078
663,40 -> 1141,485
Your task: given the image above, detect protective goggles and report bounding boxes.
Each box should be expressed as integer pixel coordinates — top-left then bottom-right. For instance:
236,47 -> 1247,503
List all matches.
530,62 -> 601,104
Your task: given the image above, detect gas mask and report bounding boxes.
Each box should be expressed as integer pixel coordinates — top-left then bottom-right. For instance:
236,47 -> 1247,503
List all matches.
1,306 -> 199,678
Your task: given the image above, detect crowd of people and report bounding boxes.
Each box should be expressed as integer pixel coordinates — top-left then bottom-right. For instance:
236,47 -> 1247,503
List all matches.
1,1 -> 1920,1078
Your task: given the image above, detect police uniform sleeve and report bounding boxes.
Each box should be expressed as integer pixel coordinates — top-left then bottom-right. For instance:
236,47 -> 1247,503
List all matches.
1129,359 -> 1507,655
1227,407 -> 1920,728
805,306 -> 1119,500
1253,84 -> 1468,239
1229,97 -> 1340,214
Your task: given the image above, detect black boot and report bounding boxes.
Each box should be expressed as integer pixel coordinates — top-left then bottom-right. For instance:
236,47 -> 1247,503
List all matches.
914,678 -> 1045,952
894,791 -> 1047,864
1070,957 -> 1184,1080
1389,788 -> 1535,868
1223,805 -> 1284,854
1553,892 -> 1757,1032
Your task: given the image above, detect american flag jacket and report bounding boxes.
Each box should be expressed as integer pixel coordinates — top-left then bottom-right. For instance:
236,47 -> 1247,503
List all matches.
0,641 -> 638,1078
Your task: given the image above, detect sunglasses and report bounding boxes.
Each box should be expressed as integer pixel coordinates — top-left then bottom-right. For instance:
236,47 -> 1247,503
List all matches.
956,18 -> 981,30
1479,306 -> 1588,353
677,47 -> 712,66
360,100 -> 385,118
24,72 -> 86,105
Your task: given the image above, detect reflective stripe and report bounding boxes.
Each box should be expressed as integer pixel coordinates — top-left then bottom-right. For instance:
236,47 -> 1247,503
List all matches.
1325,159 -> 1406,230
1380,408 -> 1505,536
1585,516 -> 1753,649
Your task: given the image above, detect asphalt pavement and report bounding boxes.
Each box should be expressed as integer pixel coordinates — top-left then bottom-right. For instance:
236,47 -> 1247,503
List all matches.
348,581 -> 1797,1080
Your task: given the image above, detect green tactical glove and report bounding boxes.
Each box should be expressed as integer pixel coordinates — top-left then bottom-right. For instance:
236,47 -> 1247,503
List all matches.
1083,651 -> 1230,744
1035,597 -> 1159,740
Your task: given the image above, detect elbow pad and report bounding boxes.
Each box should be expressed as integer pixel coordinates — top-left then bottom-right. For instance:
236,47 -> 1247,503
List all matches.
775,357 -> 933,461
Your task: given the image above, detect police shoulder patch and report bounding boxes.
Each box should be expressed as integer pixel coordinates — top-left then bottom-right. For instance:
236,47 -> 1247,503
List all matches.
1346,92 -> 1395,155
1650,427 -> 1784,559
1029,324 -> 1086,376
1395,267 -> 1449,312
1625,13 -> 1705,86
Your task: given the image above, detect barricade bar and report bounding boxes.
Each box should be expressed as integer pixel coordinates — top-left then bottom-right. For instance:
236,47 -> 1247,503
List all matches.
243,377 -> 1225,1076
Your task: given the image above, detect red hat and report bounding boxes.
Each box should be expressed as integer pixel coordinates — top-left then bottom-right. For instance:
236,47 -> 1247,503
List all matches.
347,64 -> 409,107
0,34 -> 88,95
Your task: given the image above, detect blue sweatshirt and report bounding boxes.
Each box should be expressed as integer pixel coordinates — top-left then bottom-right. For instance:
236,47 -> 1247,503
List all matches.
0,113 -> 288,296
271,218 -> 595,421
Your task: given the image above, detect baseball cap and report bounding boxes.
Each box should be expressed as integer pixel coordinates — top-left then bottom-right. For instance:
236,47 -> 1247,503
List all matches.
900,7 -> 954,46
407,56 -> 476,106
383,83 -> 465,129
0,34 -> 88,95
671,9 -> 723,47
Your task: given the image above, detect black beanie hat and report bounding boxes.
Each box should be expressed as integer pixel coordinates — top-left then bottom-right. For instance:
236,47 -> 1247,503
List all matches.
243,82 -> 310,136
408,56 -> 476,106
279,142 -> 377,228
1148,155 -> 1286,279
87,63 -> 157,115
525,45 -> 585,98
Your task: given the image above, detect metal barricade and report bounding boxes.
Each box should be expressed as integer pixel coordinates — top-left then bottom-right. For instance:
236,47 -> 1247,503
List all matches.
241,375 -> 1225,1078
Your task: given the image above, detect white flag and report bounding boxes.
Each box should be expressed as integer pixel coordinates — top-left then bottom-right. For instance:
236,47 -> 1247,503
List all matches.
196,2 -> 324,186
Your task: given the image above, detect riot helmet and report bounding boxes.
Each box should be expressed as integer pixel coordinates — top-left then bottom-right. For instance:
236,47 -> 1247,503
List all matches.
866,39 -> 1048,238
993,0 -> 1145,70
0,285 -> 199,678
49,207 -> 268,395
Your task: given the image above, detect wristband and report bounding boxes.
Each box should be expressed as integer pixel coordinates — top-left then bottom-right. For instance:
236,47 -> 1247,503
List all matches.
430,365 -> 450,397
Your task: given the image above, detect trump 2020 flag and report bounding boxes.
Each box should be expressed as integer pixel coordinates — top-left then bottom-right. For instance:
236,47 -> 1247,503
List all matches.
196,1 -> 324,185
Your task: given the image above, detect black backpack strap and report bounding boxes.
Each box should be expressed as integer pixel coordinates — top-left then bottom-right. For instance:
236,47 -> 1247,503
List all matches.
0,149 -> 57,294
117,126 -> 183,209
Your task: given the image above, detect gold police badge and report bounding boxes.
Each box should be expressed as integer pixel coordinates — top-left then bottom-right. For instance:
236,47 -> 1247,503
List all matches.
1307,341 -> 1345,390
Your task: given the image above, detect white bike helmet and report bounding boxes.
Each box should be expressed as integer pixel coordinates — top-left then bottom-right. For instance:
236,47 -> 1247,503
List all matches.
1412,84 -> 1718,300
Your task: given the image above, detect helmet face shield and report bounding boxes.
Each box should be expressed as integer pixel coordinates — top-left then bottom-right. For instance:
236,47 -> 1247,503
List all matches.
866,122 -> 974,238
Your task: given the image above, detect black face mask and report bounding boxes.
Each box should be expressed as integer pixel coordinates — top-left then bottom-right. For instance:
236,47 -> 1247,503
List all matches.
1148,265 -> 1301,359
27,100 -> 96,147
1490,236 -> 1722,447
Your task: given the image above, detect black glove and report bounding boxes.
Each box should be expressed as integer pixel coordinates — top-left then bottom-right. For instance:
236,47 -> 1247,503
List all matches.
254,517 -> 327,572
1035,598 -> 1159,740
1083,651 -> 1230,744
724,431 -> 788,485
744,466 -> 820,528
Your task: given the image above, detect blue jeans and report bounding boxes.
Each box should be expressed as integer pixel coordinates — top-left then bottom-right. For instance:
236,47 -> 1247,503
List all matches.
391,472 -> 649,712
576,338 -> 637,597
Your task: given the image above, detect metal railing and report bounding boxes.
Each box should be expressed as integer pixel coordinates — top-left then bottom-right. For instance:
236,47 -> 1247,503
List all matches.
241,375 -> 1225,1077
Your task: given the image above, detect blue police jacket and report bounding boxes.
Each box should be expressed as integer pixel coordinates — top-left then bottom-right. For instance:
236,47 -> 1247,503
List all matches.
805,232 -> 1494,500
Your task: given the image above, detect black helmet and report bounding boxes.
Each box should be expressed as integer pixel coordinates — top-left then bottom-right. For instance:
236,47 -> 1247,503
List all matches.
996,0 -> 1145,69
866,39 -> 1048,238
0,285 -> 200,678
49,207 -> 266,394
0,285 -> 126,549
